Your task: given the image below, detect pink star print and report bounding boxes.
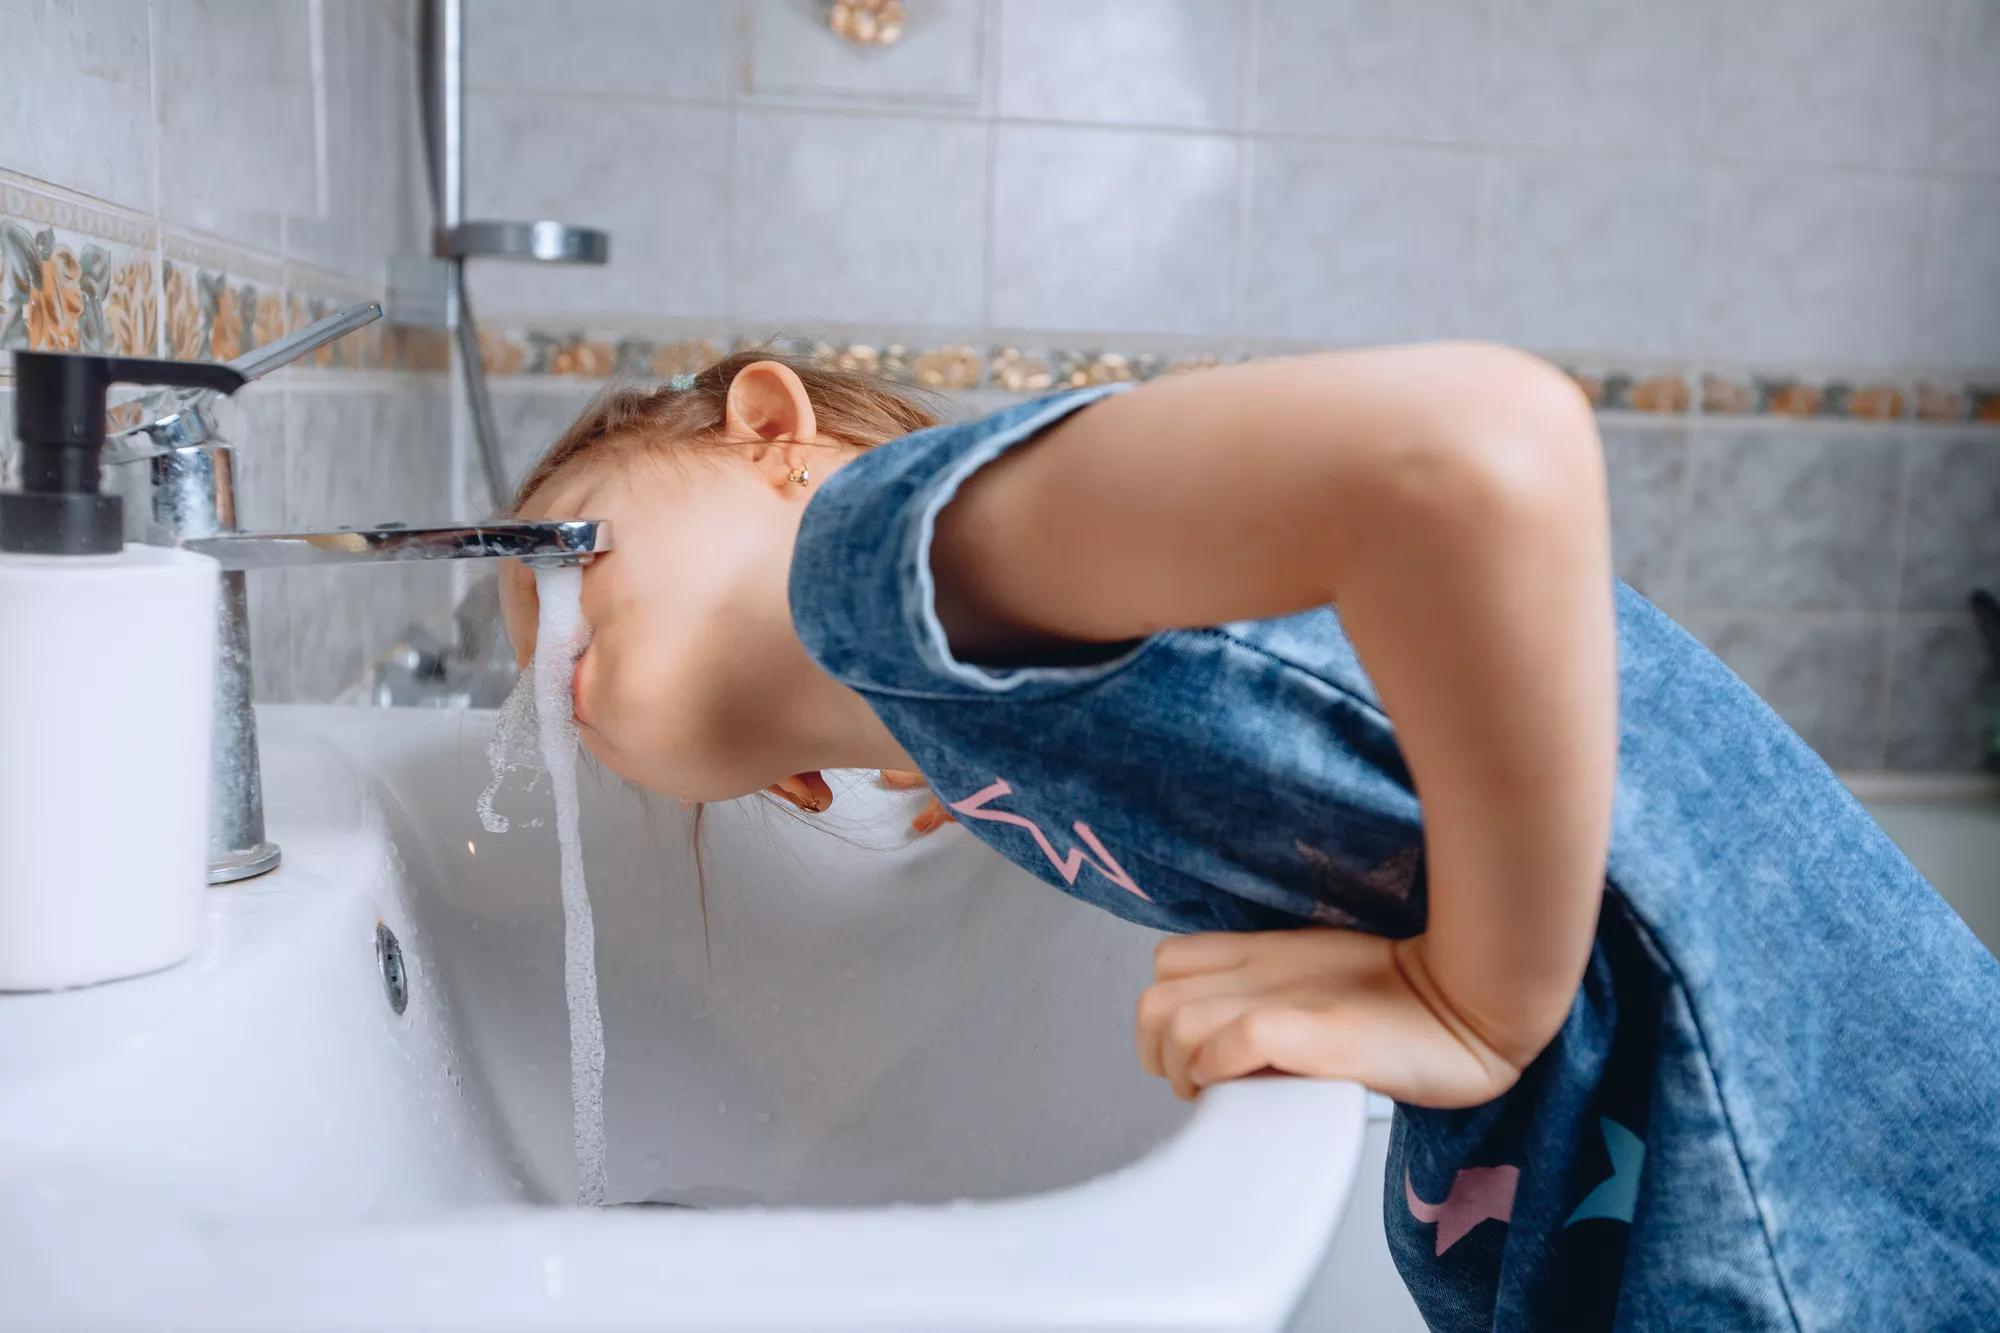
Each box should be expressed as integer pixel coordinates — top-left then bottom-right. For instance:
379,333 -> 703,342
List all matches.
947,778 -> 1150,902
1404,1165 -> 1520,1255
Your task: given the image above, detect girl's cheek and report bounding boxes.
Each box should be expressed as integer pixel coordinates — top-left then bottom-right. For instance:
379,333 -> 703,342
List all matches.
576,642 -> 642,761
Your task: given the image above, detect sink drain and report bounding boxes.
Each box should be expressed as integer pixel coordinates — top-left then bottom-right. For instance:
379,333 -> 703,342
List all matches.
375,921 -> 409,1015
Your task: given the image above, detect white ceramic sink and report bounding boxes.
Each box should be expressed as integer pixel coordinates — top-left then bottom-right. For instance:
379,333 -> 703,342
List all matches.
0,706 -> 1365,1332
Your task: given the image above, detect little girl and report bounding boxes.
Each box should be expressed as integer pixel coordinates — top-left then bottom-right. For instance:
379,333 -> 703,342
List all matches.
501,345 -> 1999,1329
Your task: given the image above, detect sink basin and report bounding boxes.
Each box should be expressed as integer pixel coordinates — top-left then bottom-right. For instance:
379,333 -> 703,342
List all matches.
0,706 -> 1365,1332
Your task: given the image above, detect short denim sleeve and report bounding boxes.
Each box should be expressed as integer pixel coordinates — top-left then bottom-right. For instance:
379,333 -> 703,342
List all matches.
789,383 -> 1145,702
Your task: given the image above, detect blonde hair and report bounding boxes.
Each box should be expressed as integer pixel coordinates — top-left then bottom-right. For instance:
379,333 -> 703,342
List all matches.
510,348 -> 941,513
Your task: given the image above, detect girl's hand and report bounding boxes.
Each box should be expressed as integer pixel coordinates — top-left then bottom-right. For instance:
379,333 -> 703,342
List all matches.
770,770 -> 951,833
1135,929 -> 1531,1110
880,769 -> 954,835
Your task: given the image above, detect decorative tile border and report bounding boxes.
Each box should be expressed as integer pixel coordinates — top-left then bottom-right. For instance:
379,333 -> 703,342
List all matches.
4,174 -> 1994,422
0,177 -> 448,377
1696,370 -> 2000,424
161,231 -> 285,363
1,180 -> 158,357
282,260 -> 448,374
1555,365 -> 1691,415
1913,380 -> 2000,426
472,322 -> 2000,427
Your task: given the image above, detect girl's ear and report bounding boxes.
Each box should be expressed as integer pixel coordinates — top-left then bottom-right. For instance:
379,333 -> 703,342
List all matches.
767,770 -> 833,813
723,360 -> 818,446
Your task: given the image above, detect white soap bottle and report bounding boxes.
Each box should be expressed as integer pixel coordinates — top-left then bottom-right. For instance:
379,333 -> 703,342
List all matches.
0,350 -> 246,990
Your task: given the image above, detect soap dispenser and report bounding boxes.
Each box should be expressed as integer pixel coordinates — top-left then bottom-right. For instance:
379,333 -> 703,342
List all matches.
0,350 -> 246,990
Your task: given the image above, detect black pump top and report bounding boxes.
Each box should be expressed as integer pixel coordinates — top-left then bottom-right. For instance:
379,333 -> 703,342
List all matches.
3,351 -> 246,555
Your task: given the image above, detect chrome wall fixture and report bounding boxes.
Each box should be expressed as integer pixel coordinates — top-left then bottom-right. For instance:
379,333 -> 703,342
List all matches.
412,0 -> 611,513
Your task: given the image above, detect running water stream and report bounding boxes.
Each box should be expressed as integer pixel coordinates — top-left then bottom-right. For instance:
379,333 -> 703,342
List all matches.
476,564 -> 607,1206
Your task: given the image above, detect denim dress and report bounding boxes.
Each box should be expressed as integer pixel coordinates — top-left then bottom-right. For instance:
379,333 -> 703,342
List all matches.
789,384 -> 2000,1330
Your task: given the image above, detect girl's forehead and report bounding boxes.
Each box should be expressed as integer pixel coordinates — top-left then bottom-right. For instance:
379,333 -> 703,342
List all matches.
516,465 -> 607,521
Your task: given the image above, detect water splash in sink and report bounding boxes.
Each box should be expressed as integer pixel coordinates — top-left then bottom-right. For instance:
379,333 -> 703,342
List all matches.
480,565 -> 607,1206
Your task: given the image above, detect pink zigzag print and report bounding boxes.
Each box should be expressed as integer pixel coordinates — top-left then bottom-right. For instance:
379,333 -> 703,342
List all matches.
1404,1165 -> 1520,1256
948,778 -> 1151,902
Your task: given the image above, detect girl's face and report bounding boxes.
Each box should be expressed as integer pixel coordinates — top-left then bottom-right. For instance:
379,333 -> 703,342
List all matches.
501,451 -> 805,802
499,360 -> 916,809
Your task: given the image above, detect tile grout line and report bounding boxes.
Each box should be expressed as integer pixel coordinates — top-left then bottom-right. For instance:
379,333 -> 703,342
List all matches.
726,0 -> 766,334
1227,0 -> 1259,355
1691,152 -> 1721,400
446,85 -> 2000,186
1668,423 -> 1701,616
1904,0 -> 1952,368
1919,0 -> 1955,179
1878,435 -> 1917,768
145,0 -> 165,357
977,0 -> 1000,344
1642,608 -> 1954,626
721,0 -> 744,334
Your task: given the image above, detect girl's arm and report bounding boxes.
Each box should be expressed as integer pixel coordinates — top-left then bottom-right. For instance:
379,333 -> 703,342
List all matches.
930,343 -> 1617,1107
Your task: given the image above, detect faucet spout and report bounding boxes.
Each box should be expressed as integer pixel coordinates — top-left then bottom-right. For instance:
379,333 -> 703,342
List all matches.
181,519 -> 611,571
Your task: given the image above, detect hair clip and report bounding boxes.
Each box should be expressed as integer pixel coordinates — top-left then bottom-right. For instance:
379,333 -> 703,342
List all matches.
667,373 -> 696,390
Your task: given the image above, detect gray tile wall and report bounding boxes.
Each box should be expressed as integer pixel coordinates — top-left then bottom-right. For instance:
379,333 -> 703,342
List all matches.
0,0 -> 454,705
1604,421 -> 2000,771
460,0 -> 1999,371
222,379 -> 458,703
448,0 -> 1999,772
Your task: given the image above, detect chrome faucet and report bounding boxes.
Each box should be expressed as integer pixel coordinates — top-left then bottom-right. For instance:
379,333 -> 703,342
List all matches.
108,303 -> 611,883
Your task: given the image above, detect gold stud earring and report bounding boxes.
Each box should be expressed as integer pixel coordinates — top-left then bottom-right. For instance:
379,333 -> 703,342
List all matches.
788,466 -> 810,487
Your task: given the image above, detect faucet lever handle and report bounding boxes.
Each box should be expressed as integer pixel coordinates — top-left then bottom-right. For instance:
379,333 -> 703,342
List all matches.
226,301 -> 382,382
109,302 -> 384,446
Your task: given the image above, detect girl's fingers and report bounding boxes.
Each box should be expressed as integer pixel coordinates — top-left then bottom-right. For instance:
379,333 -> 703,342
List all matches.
1158,995 -> 1265,1100
1134,970 -> 1272,1076
769,770 -> 834,812
911,799 -> 954,834
1152,932 -> 1254,981
1187,1005 -> 1353,1091
880,771 -> 955,834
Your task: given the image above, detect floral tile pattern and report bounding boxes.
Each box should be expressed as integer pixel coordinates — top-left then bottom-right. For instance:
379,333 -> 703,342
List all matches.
0,181 -> 158,357
1914,380 -> 2000,425
282,261 -> 394,372
160,255 -> 285,365
0,178 -> 453,379
1700,371 -> 1913,421
464,321 -> 2000,433
1561,366 -> 1692,414
2,177 -> 1993,432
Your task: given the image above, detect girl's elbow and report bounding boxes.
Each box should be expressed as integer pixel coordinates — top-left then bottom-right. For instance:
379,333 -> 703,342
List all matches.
1416,344 -> 1604,525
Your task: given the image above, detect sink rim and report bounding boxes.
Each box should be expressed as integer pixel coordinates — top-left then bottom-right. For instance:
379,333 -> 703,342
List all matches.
7,1077 -> 1365,1332
0,705 -> 1371,1332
